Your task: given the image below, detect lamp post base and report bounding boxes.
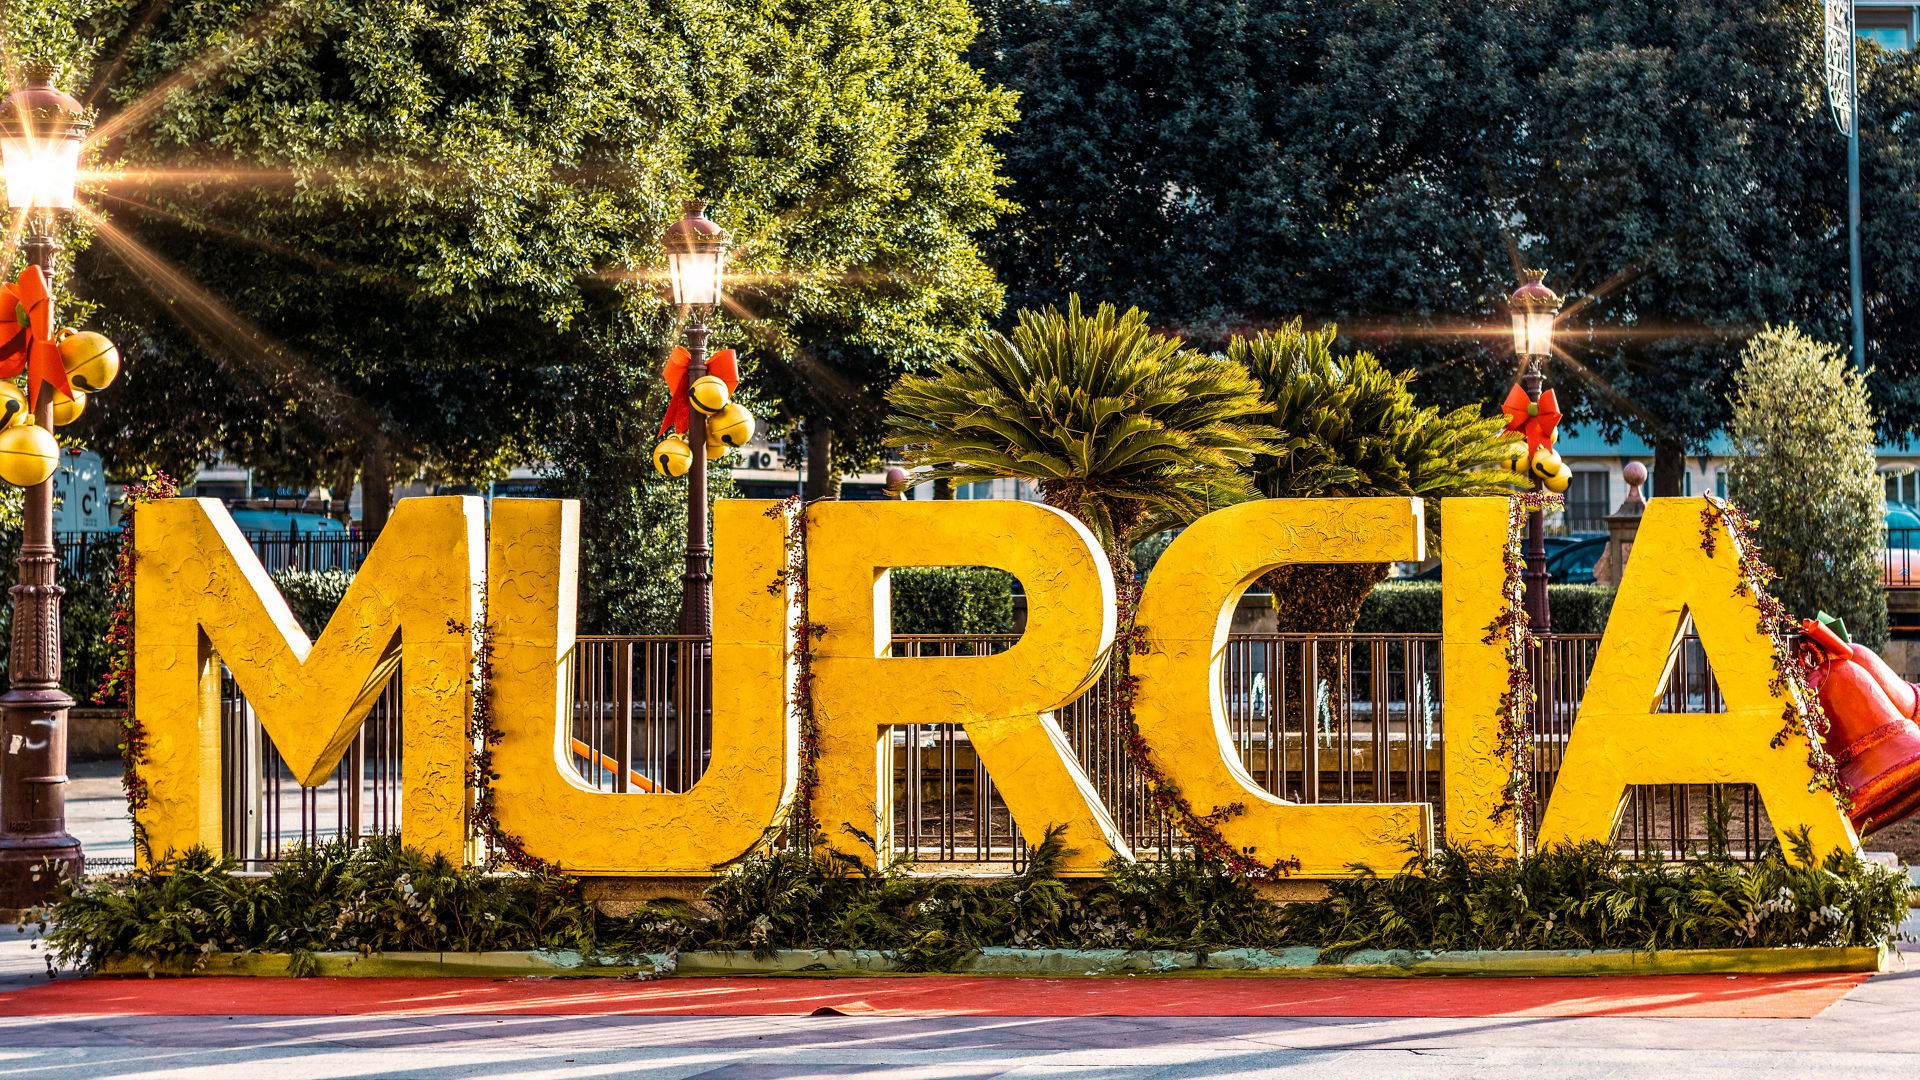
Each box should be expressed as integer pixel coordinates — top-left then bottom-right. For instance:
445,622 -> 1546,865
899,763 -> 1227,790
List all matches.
0,689 -> 81,909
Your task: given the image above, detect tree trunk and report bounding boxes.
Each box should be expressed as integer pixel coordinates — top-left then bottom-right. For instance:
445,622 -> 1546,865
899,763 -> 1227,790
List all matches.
933,478 -> 954,500
805,424 -> 839,501
328,458 -> 358,525
1258,562 -> 1391,634
1652,445 -> 1686,497
361,437 -> 393,541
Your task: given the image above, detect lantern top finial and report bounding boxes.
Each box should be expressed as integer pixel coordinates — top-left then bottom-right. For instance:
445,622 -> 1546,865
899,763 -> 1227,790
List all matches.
1509,270 -> 1561,310
662,199 -> 729,253
0,67 -> 87,141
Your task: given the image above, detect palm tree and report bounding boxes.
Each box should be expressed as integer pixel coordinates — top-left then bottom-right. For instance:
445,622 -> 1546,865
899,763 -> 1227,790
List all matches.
886,296 -> 1272,584
1230,320 -> 1515,632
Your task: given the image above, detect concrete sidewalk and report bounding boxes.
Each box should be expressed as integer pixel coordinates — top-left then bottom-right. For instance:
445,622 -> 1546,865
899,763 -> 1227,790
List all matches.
0,928 -> 1914,1079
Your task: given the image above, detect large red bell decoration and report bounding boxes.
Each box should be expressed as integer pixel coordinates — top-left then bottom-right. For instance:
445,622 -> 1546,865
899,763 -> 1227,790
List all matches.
1802,619 -> 1920,834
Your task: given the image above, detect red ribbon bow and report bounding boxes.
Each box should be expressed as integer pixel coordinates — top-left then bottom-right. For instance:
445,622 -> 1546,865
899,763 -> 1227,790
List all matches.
0,266 -> 72,411
1500,385 -> 1560,462
657,346 -> 738,437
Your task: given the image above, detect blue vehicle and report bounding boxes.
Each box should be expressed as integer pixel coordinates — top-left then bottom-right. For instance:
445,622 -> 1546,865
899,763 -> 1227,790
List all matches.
226,510 -> 348,535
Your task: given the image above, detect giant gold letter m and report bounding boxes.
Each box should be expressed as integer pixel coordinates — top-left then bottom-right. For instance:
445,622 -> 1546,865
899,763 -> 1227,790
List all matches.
133,497 -> 482,864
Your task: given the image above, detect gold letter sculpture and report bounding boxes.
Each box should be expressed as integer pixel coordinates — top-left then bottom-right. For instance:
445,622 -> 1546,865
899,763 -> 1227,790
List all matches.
808,501 -> 1124,873
1130,498 -> 1433,876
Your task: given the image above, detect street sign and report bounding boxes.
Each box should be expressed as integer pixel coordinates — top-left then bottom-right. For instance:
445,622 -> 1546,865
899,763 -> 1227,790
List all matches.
1826,0 -> 1856,135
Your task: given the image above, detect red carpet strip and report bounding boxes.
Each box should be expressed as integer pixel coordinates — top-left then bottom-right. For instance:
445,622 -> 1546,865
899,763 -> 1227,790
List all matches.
0,973 -> 1869,1019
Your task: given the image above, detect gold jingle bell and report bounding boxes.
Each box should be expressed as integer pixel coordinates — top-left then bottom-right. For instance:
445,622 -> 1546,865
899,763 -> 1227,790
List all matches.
706,437 -> 731,461
1500,441 -> 1530,476
58,329 -> 120,392
0,381 -> 26,427
51,386 -> 85,427
1528,446 -> 1563,482
688,375 -> 730,416
1544,469 -> 1571,494
653,434 -> 692,478
0,422 -> 58,487
711,402 -> 755,448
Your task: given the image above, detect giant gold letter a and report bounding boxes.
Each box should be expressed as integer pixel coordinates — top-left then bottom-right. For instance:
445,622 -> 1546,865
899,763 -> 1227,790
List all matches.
1538,498 -> 1858,859
134,497 -> 482,864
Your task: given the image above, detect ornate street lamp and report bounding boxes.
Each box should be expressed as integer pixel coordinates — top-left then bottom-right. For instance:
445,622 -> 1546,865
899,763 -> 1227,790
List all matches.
0,66 -> 92,908
660,200 -> 732,636
1507,270 -> 1563,635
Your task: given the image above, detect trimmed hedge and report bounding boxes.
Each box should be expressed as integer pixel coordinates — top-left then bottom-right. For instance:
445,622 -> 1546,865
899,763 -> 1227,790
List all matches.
1355,580 -> 1616,635
889,566 -> 1017,635
269,568 -> 355,638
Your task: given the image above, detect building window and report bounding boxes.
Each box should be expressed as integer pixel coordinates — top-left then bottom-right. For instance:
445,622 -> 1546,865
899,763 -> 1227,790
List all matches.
1889,468 -> 1919,505
1715,469 -> 1728,499
1859,5 -> 1916,49
1566,471 -> 1610,534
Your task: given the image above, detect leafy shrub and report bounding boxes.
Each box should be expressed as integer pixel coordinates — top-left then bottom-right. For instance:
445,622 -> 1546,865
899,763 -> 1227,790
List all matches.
0,529 -> 118,697
1354,581 -> 1614,635
44,829 -> 1908,975
889,566 -> 1016,635
1727,325 -> 1888,647
268,568 -> 355,638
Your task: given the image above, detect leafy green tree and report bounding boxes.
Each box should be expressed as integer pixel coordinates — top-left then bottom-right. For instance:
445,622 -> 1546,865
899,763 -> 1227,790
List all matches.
1230,321 -> 1513,632
15,0 -> 1014,595
1727,326 -> 1888,648
886,296 -> 1270,581
972,0 -> 1920,490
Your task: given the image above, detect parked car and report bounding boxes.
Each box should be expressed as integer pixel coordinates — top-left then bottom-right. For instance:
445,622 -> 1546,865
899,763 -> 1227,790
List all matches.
1408,535 -> 1600,582
227,510 -> 348,534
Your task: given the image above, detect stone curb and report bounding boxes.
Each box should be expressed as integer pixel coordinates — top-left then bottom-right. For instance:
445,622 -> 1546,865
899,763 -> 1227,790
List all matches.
94,944 -> 1894,979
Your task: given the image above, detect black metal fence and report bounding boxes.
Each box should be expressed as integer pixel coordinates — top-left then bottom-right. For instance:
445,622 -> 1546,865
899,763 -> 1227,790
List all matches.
215,628 -> 1773,868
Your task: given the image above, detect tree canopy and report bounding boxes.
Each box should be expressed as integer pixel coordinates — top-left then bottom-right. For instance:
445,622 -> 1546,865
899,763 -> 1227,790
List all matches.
12,0 -> 1014,550
974,0 -> 1920,488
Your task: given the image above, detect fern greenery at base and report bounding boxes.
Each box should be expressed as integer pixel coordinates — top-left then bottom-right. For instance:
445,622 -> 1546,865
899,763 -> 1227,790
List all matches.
42,830 -> 1907,976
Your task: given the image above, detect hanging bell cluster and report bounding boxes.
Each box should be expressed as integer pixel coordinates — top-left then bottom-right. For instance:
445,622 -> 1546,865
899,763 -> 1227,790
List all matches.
652,346 -> 755,478
0,328 -> 119,488
1500,435 -> 1574,493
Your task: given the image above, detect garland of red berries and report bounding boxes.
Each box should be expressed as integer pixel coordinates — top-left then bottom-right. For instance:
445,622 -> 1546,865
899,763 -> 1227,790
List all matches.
1113,581 -> 1302,879
1699,498 -> 1847,805
1483,491 -> 1561,830
94,470 -> 178,859
767,496 -> 823,842
458,606 -> 573,879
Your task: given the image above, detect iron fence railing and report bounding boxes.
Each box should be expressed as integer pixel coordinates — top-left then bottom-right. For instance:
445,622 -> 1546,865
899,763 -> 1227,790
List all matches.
1889,527 -> 1918,589
214,628 -> 1774,867
54,527 -> 372,577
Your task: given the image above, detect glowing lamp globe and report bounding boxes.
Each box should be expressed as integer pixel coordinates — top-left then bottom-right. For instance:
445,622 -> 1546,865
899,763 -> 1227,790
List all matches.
884,466 -> 911,495
1508,270 -> 1562,360
688,375 -> 730,416
0,67 -> 88,211
50,386 -> 83,426
660,200 -> 730,308
58,329 -> 119,391
653,434 -> 692,478
0,422 -> 57,486
710,402 -> 755,448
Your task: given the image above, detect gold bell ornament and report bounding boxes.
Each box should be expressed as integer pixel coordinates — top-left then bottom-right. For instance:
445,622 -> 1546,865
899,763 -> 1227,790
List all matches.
711,402 -> 755,448
653,434 -> 692,478
0,381 -> 26,427
706,436 -> 732,461
688,375 -> 731,416
1528,445 -> 1564,483
50,386 -> 84,427
57,329 -> 120,392
1544,467 -> 1571,494
0,422 -> 58,487
1500,441 -> 1530,476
